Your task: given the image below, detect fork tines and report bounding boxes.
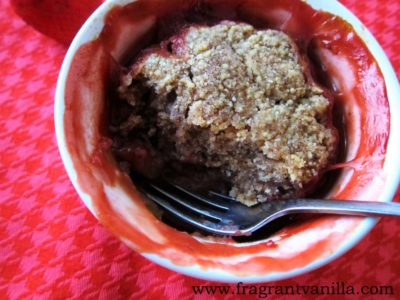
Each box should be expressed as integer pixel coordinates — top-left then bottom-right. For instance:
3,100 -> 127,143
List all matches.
139,179 -> 241,235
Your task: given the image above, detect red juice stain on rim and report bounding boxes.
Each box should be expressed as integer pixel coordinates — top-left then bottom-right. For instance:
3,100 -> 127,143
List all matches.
63,0 -> 389,275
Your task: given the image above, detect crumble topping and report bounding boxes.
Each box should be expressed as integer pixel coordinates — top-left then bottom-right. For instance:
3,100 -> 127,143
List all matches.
114,21 -> 337,206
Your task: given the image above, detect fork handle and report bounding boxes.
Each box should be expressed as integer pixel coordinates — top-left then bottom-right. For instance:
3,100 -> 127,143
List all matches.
286,199 -> 400,217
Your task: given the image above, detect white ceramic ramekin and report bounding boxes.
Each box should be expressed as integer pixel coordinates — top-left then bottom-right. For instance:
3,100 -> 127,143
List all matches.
55,0 -> 400,282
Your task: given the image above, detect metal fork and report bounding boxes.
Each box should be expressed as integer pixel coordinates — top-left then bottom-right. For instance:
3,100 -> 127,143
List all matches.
138,179 -> 400,236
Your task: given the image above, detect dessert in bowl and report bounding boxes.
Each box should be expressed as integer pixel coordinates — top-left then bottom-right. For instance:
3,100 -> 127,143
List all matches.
55,0 -> 400,282
113,21 -> 338,206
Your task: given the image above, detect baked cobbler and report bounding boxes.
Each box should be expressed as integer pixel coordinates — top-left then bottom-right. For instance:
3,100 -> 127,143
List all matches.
111,21 -> 338,206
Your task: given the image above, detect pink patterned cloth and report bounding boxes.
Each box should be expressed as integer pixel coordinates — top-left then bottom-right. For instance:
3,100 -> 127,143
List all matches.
0,0 -> 399,299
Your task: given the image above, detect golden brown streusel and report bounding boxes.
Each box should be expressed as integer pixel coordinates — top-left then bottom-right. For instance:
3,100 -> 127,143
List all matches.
117,21 -> 337,206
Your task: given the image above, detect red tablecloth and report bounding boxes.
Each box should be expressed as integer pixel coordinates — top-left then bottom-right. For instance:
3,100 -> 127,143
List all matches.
1,0 -> 399,299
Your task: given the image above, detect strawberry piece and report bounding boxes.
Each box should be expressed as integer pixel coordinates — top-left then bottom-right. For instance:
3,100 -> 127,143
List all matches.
11,0 -> 104,45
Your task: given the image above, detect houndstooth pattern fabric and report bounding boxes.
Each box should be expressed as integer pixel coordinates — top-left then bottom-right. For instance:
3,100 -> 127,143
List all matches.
0,0 -> 399,299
